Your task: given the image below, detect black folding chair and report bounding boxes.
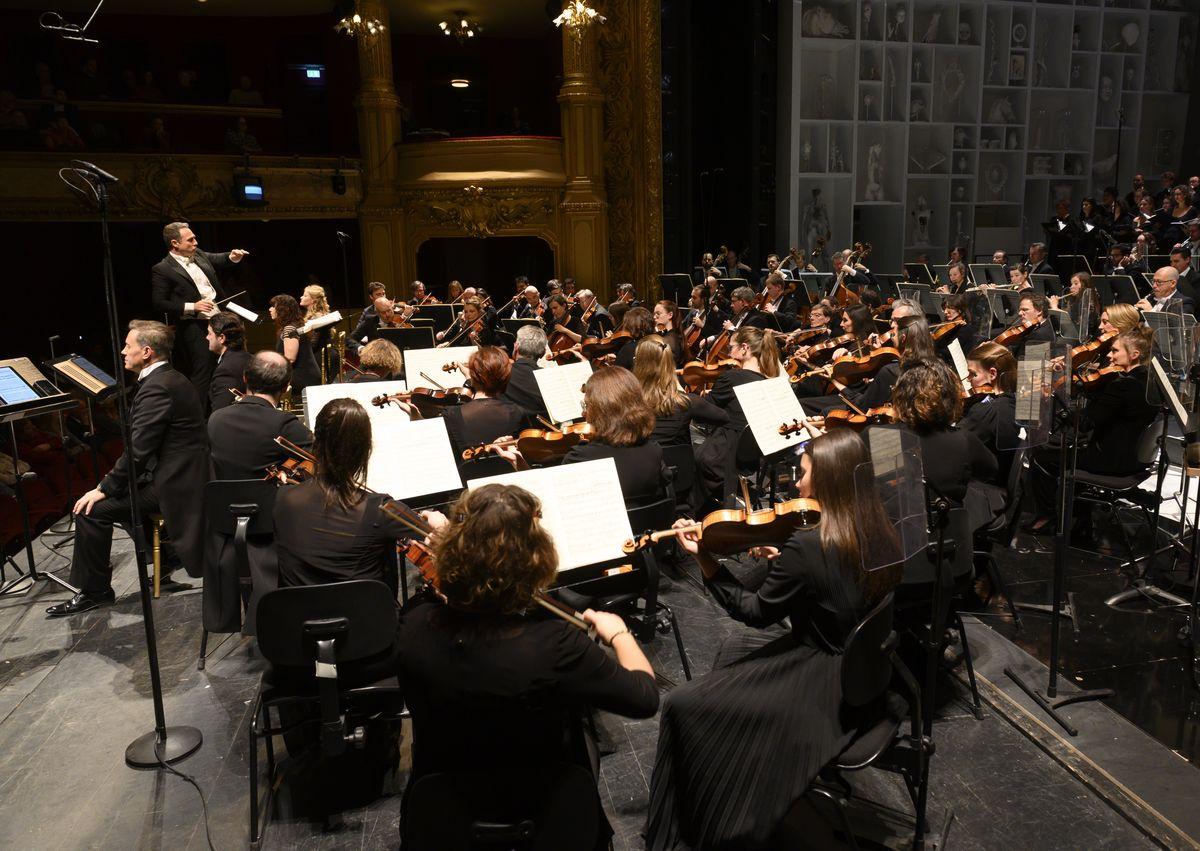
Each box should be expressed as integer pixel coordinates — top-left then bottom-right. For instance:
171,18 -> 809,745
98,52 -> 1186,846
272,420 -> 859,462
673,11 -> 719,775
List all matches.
200,479 -> 277,669
248,580 -> 403,846
660,442 -> 696,516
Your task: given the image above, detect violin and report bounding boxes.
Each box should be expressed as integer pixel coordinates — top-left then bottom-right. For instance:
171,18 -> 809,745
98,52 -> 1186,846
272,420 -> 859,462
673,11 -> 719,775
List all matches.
782,404 -> 896,435
372,380 -> 470,418
264,436 -> 318,484
379,499 -> 439,586
622,497 -> 822,557
827,346 -> 899,387
992,318 -> 1035,347
678,357 -> 738,389
929,318 -> 966,345
1074,364 -> 1123,389
581,330 -> 631,360
798,333 -> 856,365
461,422 -> 595,464
1069,332 -> 1116,371
376,296 -> 415,328
782,326 -> 830,353
962,383 -> 998,411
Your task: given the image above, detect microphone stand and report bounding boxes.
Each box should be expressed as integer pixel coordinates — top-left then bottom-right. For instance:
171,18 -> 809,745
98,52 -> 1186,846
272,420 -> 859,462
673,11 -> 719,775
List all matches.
72,161 -> 203,768
336,230 -> 352,315
1005,380 -> 1112,735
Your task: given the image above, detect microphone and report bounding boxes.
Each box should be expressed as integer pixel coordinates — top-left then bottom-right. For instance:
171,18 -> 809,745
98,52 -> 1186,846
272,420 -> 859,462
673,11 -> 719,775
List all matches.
71,160 -> 119,184
336,231 -> 351,242
49,334 -> 61,342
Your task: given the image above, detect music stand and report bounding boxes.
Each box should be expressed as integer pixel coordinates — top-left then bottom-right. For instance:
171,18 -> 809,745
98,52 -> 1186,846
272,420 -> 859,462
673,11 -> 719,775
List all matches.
376,326 -> 435,355
904,263 -> 934,285
799,273 -> 833,302
658,273 -> 692,304
872,274 -> 904,302
501,318 -> 541,338
1106,275 -> 1141,305
1092,276 -> 1116,307
968,263 -> 1006,286
983,289 -> 1024,326
413,304 -> 458,335
46,353 -> 117,490
1058,254 -> 1093,275
0,359 -> 78,597
1030,274 -> 1062,297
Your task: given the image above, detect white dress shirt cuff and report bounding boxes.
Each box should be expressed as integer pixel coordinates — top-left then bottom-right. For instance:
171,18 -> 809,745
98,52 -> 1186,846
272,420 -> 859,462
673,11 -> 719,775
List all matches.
185,302 -> 195,314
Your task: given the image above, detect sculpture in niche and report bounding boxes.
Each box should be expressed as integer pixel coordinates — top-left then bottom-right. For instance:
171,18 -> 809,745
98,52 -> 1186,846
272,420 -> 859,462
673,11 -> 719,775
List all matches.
1032,107 -> 1046,149
1008,54 -> 1025,84
1146,27 -> 1161,90
1031,155 -> 1052,176
910,95 -> 928,121
862,92 -> 876,120
955,154 -> 969,173
942,58 -> 966,120
955,211 -> 970,255
829,141 -> 846,172
921,7 -> 941,43
818,74 -> 834,119
911,195 -> 932,246
1007,131 -> 1019,150
912,55 -> 925,83
799,137 -> 813,172
986,95 -> 1017,125
802,5 -> 850,38
1177,22 -> 1195,92
1033,32 -> 1048,87
958,21 -> 973,45
862,1 -> 874,39
984,163 -> 1008,200
1115,21 -> 1140,52
1011,21 -> 1027,47
1099,75 -> 1114,102
861,56 -> 879,81
1064,155 -> 1084,176
954,184 -> 966,201
1092,152 -> 1118,183
1071,62 -> 1081,85
1057,109 -> 1074,151
986,19 -> 1000,84
1124,65 -> 1136,88
887,4 -> 907,41
1072,25 -> 1081,50
865,142 -> 885,201
886,54 -> 897,117
801,189 -> 832,258
953,126 -> 968,148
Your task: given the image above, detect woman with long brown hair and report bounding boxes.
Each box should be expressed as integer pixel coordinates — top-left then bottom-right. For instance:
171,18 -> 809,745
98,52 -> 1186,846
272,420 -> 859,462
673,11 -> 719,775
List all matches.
960,341 -> 1021,485
692,325 -> 782,511
647,429 -> 902,850
652,298 -> 691,367
634,335 -> 727,446
397,484 -> 657,850
269,293 -> 322,396
613,305 -> 656,370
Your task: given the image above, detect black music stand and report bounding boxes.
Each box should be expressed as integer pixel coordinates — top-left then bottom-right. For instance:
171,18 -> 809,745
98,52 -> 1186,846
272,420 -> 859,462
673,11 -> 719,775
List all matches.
0,360 -> 78,597
501,318 -> 541,337
658,273 -> 692,304
873,274 -> 904,302
1107,275 -> 1142,305
904,263 -> 934,285
414,305 -> 457,335
1092,276 -> 1116,307
376,326 -> 435,351
46,354 -> 116,491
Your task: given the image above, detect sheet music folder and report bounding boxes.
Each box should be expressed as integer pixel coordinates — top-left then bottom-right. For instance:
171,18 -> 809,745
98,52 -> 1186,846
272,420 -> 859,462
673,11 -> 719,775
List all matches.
47,354 -> 117,398
0,357 -> 74,422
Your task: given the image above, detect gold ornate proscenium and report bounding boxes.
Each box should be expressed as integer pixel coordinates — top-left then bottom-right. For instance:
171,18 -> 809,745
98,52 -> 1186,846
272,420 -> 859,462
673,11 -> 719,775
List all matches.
554,0 -> 607,35
410,185 -> 555,239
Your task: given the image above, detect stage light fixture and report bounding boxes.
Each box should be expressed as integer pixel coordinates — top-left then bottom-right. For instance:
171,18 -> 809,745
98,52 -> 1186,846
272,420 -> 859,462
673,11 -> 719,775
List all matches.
450,78 -> 470,88
439,11 -> 481,45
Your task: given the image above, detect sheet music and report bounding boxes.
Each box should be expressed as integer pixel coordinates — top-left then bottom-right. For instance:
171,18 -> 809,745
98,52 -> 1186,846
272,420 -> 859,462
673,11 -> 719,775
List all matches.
403,346 -> 478,391
303,380 -> 408,430
1149,357 -> 1189,431
734,374 -> 807,456
534,360 -> 594,423
368,416 -> 463,500
300,310 -> 342,334
947,339 -> 971,391
226,302 -> 259,323
467,459 -> 632,572
866,426 -> 903,476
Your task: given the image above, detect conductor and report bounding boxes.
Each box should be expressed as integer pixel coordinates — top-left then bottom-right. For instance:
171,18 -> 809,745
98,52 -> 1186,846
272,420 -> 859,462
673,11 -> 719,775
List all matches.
151,221 -> 249,404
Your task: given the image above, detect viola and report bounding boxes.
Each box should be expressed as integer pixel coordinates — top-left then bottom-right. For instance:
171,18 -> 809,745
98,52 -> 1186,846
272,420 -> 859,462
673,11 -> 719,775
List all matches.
622,498 -> 822,557
992,318 -> 1036,347
379,499 -> 439,586
461,422 -> 595,464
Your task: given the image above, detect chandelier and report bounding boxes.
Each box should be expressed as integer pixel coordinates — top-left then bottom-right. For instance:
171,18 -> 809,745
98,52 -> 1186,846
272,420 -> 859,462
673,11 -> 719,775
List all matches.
335,2 -> 385,39
553,0 -> 606,31
439,12 -> 481,45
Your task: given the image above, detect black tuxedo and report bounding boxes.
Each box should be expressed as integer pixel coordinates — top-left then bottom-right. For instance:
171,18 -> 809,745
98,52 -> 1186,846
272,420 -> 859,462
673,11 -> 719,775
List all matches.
732,308 -> 772,331
347,304 -> 380,353
502,356 -> 548,424
765,294 -> 800,331
151,250 -> 233,405
1029,260 -> 1054,276
71,364 -> 208,594
208,349 -> 252,415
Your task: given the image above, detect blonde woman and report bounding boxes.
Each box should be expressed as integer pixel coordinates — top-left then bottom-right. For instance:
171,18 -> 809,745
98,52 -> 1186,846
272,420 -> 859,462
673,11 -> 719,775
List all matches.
633,334 -> 727,446
300,283 -> 335,375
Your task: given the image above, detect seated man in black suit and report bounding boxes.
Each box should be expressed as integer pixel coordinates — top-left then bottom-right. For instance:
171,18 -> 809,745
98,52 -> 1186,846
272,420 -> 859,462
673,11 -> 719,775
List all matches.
150,221 -> 248,403
208,351 -> 313,480
347,281 -> 388,354
48,320 -> 209,617
1136,265 -> 1196,318
502,324 -> 549,424
205,351 -> 312,633
1026,241 -> 1054,275
206,311 -> 252,415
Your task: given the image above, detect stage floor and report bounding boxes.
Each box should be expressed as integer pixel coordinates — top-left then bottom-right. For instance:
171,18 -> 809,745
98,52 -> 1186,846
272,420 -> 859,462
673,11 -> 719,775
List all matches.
0,517 -> 1195,849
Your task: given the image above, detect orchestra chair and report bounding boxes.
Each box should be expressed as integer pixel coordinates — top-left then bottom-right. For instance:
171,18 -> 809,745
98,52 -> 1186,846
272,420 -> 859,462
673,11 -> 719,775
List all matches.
200,480 -> 278,669
248,580 -> 404,847
556,495 -> 692,680
895,508 -> 984,720
457,455 -> 517,480
1072,414 -> 1164,560
970,447 -> 1026,628
781,593 -> 933,851
402,762 -> 600,851
660,442 -> 696,517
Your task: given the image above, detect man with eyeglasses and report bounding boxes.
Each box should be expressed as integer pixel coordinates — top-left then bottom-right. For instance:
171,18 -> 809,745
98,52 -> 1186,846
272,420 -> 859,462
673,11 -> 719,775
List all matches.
1136,266 -> 1195,317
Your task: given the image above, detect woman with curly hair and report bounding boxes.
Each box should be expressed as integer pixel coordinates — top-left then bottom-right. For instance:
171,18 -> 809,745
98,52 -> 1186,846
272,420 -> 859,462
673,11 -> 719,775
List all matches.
890,360 -> 996,506
397,483 -> 658,850
270,293 -> 321,396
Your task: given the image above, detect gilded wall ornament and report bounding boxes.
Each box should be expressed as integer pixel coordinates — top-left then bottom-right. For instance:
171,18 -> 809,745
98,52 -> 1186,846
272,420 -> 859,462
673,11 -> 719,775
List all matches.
409,185 -> 555,238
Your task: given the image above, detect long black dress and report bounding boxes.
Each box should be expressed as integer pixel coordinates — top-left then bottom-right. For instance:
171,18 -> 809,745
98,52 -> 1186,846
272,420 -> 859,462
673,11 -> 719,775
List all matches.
693,368 -> 766,511
645,527 -> 896,850
276,326 -> 322,398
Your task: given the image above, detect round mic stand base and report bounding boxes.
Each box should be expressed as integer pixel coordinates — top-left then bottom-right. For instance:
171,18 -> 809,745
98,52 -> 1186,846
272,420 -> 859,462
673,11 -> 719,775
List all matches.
125,725 -> 203,769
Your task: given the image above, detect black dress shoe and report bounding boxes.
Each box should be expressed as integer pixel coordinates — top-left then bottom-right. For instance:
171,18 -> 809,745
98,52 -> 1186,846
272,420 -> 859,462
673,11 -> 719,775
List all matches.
46,589 -> 116,618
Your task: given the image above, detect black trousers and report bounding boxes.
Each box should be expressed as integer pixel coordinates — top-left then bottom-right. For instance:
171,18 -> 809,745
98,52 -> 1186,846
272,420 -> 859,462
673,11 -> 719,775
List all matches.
174,319 -> 215,407
69,484 -> 160,594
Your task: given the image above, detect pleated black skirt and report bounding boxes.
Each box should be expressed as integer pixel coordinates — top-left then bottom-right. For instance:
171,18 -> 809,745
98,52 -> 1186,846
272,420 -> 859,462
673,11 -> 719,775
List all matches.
644,631 -> 856,850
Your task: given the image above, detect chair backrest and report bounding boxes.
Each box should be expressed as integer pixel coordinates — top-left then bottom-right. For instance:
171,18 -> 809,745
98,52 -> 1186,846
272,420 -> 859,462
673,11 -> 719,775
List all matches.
627,495 -> 677,545
205,479 -> 278,536
841,592 -> 896,708
661,442 -> 696,499
458,455 -> 519,480
734,425 -> 762,469
256,580 -> 395,668
403,763 -> 600,851
1134,415 -> 1163,468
